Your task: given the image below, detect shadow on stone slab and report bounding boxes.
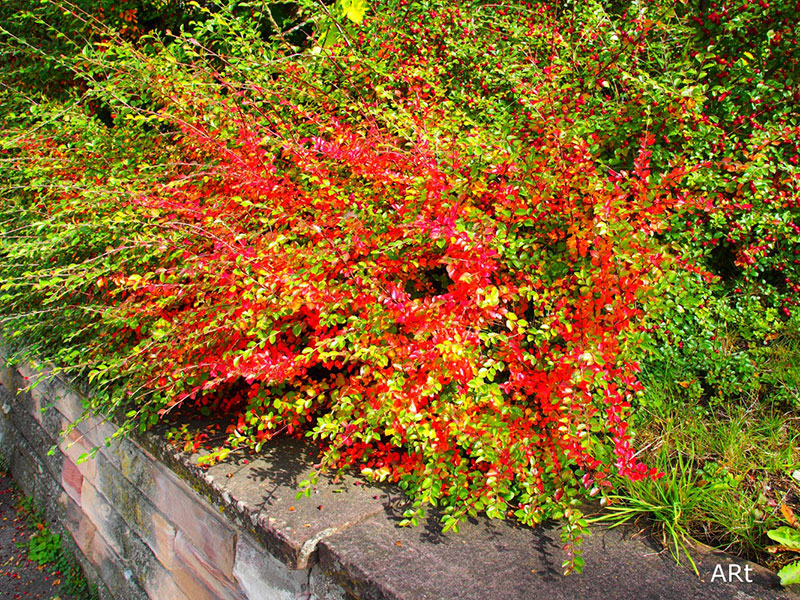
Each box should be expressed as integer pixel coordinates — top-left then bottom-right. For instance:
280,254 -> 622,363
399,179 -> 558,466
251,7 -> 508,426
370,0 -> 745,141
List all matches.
141,422 -> 395,569
315,511 -> 794,600
137,414 -> 795,600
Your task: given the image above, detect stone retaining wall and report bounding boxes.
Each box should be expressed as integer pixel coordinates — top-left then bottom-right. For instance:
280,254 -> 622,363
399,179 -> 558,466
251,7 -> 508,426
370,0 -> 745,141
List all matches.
0,348 -> 791,600
0,352 -> 345,600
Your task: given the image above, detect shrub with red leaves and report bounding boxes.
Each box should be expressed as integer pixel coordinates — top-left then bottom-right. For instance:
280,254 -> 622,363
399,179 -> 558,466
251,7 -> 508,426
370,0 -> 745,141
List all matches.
2,0 -> 798,573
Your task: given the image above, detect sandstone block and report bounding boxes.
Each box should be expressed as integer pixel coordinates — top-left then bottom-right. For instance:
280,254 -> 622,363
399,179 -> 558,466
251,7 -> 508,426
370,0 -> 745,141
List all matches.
233,532 -> 309,600
149,511 -> 177,571
94,456 -> 181,573
81,478 -> 125,557
62,457 -> 84,504
60,424 -> 99,481
52,385 -> 86,424
81,478 -> 179,600
143,567 -> 192,600
172,530 -> 246,600
95,458 -> 152,533
0,351 -> 13,392
152,467 -> 237,577
84,521 -> 150,600
58,491 -> 98,556
72,415 -> 120,453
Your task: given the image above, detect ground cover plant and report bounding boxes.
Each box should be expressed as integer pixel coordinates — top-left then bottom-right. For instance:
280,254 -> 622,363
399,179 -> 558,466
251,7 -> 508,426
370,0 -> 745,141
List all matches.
15,494 -> 98,600
0,455 -> 97,599
1,0 -> 798,576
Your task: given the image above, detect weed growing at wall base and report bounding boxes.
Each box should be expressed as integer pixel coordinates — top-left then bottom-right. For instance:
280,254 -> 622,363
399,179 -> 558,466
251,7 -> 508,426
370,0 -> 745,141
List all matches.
1,467 -> 98,599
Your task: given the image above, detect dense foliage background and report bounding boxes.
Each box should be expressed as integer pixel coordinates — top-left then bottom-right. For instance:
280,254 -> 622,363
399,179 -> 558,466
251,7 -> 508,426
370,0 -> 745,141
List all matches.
1,0 -> 798,575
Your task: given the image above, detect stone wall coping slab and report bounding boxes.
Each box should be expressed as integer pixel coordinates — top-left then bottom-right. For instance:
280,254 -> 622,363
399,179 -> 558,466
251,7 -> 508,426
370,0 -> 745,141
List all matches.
1,351 -> 797,600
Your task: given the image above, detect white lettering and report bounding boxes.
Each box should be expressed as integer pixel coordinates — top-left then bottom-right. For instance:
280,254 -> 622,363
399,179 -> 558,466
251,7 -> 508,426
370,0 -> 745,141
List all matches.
744,564 -> 753,583
729,564 -> 743,582
711,563 -> 754,584
711,564 -> 726,583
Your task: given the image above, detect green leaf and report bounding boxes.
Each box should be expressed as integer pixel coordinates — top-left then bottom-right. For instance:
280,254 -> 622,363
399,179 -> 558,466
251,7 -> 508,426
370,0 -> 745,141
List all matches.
777,561 -> 800,587
767,527 -> 800,550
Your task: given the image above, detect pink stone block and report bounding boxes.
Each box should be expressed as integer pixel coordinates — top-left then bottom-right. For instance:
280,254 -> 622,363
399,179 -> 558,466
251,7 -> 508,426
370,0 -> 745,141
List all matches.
84,524 -> 122,586
59,424 -> 98,481
172,531 -> 245,600
80,479 -> 123,557
73,415 -> 119,452
15,362 -> 38,380
52,386 -> 85,424
0,344 -> 13,391
15,363 -> 48,421
143,567 -> 192,600
151,468 -> 237,577
62,458 -> 84,504
14,374 -> 43,423
0,365 -> 13,392
58,492 -> 97,556
150,511 -> 177,571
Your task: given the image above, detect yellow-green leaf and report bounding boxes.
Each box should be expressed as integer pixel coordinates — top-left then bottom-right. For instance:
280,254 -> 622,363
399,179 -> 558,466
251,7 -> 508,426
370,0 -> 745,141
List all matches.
777,561 -> 800,587
339,0 -> 368,23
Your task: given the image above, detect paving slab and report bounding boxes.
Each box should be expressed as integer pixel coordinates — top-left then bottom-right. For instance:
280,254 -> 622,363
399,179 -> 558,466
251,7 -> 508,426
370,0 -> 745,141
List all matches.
315,509 -> 796,600
140,430 -> 396,569
133,412 -> 798,600
143,421 -> 798,600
